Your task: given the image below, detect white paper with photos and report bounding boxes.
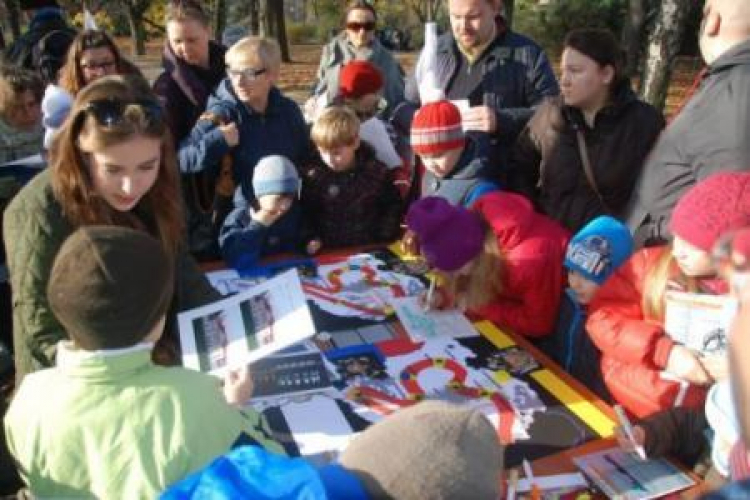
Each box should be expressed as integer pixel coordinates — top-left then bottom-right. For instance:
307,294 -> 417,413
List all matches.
179,269 -> 315,377
664,291 -> 737,354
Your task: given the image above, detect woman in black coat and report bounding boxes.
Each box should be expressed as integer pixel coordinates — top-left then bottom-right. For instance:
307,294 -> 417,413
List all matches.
511,28 -> 664,233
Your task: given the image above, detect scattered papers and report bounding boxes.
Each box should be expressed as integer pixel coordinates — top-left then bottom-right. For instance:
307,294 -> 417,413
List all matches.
360,117 -> 402,169
389,296 -> 477,340
664,291 -> 737,354
205,268 -> 264,295
573,448 -> 695,500
179,270 -> 315,377
516,472 -> 588,493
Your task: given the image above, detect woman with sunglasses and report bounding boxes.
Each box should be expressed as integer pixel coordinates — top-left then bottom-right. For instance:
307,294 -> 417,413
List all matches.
42,30 -> 141,148
4,74 -> 221,385
309,0 -> 404,119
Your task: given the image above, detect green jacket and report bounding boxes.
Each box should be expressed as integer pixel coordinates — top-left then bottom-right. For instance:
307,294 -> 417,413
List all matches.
5,343 -> 284,498
3,169 -> 221,383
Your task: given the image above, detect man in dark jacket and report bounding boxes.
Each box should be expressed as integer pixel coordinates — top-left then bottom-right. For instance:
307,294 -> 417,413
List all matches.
625,0 -> 750,246
393,0 -> 559,175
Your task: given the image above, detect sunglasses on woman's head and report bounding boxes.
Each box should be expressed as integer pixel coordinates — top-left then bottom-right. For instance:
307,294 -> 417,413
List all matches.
81,98 -> 163,128
346,21 -> 376,32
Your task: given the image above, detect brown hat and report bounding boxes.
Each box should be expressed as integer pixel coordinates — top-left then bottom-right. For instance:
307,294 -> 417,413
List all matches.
47,226 -> 174,350
339,401 -> 504,500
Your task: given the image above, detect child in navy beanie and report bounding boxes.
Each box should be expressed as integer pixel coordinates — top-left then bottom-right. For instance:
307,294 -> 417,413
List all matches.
546,216 -> 634,401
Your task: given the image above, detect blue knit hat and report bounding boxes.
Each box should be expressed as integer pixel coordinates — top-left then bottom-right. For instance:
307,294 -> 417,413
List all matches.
252,155 -> 301,198
564,216 -> 633,285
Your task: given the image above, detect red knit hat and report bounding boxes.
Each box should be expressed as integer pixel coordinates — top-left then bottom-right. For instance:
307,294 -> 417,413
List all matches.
339,61 -> 384,99
670,171 -> 750,252
410,100 -> 465,156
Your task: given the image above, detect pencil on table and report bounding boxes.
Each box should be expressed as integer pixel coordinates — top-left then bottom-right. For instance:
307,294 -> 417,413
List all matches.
424,275 -> 436,311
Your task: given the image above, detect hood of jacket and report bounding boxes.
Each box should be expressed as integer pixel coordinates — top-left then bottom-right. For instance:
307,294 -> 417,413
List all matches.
709,38 -> 750,75
473,191 -> 535,248
161,40 -> 226,107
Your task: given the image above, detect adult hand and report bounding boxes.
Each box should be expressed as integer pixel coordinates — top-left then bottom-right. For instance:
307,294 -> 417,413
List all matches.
665,345 -> 712,385
223,365 -> 253,406
220,122 -> 240,147
462,105 -> 497,134
701,354 -> 730,382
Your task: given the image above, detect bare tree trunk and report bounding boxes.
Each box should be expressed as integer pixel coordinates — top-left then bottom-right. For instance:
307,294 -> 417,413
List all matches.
621,0 -> 647,77
504,0 -> 515,30
4,0 -> 21,40
271,0 -> 291,63
125,1 -> 149,57
213,0 -> 227,42
639,0 -> 692,110
258,0 -> 272,38
247,0 -> 260,36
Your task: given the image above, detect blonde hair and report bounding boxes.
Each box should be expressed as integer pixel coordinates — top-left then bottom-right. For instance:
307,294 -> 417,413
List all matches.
311,106 -> 360,149
443,227 -> 505,311
225,37 -> 281,71
642,246 -> 700,319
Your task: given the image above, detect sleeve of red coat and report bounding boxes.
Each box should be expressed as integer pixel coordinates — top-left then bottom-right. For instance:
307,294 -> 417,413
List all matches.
585,248 -> 675,369
473,246 -> 563,337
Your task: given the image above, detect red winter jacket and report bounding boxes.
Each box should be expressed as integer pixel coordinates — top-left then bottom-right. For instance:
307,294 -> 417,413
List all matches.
469,192 -> 569,337
586,247 -> 708,418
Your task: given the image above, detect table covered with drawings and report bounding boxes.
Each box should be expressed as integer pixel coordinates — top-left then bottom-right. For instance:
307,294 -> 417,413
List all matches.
204,248 -> 616,470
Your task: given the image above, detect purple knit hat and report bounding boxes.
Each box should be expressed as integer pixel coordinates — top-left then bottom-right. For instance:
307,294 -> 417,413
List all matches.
406,197 -> 484,272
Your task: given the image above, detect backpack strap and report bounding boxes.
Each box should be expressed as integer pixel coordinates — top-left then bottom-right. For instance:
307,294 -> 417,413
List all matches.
575,129 -> 609,212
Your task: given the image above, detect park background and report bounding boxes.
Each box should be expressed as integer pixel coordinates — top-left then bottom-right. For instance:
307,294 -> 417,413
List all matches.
0,0 -> 704,115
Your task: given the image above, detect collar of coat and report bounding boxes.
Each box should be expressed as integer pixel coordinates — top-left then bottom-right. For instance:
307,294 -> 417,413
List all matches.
161,40 -> 227,107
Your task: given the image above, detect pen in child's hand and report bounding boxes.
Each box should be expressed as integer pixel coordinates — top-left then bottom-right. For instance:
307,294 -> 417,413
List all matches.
424,275 -> 436,311
614,404 -> 647,460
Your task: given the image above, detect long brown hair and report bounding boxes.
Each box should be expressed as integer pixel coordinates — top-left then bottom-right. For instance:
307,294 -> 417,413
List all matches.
58,30 -> 130,96
443,226 -> 505,311
642,246 -> 700,319
50,74 -> 184,256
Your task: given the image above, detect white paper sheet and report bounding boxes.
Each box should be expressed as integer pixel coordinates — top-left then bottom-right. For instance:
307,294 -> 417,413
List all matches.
389,296 -> 478,340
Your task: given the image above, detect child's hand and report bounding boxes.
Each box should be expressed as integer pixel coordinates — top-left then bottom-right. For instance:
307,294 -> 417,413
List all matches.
401,229 -> 419,256
666,345 -> 712,385
615,424 -> 647,456
223,365 -> 253,406
418,285 -> 448,311
250,208 -> 282,226
701,354 -> 729,382
306,239 -> 322,255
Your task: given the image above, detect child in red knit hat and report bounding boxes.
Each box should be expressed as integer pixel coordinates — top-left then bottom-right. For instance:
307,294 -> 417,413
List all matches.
587,171 -> 750,419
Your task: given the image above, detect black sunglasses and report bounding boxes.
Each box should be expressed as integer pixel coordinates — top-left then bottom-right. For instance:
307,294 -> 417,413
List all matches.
346,21 -> 376,32
80,98 -> 164,128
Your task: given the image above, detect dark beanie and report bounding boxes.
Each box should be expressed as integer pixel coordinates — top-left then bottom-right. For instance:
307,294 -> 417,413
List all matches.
47,226 -> 174,350
339,401 -> 503,499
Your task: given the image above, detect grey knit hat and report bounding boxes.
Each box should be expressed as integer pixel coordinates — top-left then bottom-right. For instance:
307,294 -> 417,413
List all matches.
47,226 -> 174,350
340,401 -> 504,500
252,155 -> 301,198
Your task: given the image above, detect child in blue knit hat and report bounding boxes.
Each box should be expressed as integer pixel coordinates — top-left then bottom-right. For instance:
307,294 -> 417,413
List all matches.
547,215 -> 633,400
219,155 -> 317,272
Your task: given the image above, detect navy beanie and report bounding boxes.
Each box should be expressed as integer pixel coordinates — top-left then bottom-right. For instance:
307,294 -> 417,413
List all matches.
252,155 -> 301,198
564,216 -> 634,285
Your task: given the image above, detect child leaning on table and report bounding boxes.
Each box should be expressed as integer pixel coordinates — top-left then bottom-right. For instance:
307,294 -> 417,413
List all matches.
300,105 -> 403,250
406,194 -> 569,339
586,172 -> 750,419
4,226 -> 283,499
219,155 -> 317,271
545,215 -> 634,402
